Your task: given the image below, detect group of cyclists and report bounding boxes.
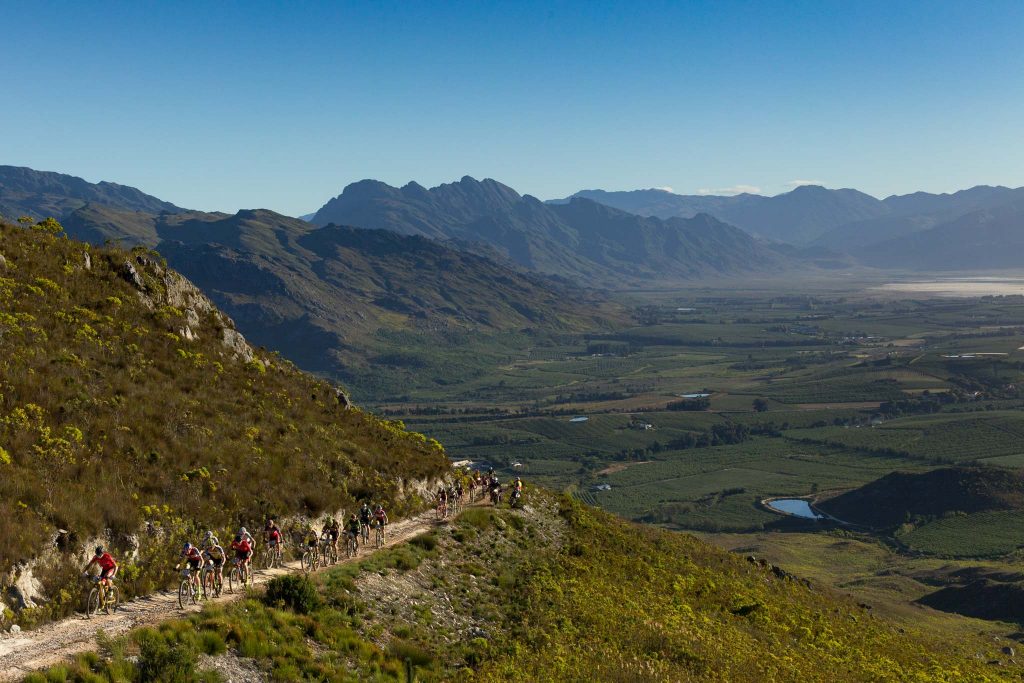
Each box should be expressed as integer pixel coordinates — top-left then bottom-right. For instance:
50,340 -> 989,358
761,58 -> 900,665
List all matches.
81,471 -> 525,614
443,469 -> 524,513
81,502 -> 391,611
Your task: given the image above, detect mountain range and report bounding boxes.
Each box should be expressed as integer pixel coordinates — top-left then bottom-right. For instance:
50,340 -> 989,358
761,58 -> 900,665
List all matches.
311,176 -> 793,285
56,205 -> 616,389
558,184 -> 1024,265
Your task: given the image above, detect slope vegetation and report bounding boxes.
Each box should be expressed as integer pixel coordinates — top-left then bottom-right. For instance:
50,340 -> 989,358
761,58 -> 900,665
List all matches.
22,493 -> 1020,681
0,218 -> 449,624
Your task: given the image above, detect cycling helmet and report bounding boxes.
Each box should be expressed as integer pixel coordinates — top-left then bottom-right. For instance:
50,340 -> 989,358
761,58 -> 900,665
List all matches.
234,534 -> 242,542
239,526 -> 248,535
376,505 -> 383,511
183,542 -> 192,550
95,546 -> 104,556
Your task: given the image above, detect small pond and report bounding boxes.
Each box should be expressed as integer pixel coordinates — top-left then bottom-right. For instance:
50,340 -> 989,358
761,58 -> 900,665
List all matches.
765,498 -> 824,519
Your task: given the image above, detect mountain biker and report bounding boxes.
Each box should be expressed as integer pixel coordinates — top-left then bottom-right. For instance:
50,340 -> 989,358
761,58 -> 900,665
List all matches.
230,534 -> 253,577
176,542 -> 204,594
345,513 -> 361,550
239,526 -> 257,554
82,546 -> 118,588
326,517 -> 341,553
359,503 -> 373,540
202,536 -> 226,589
303,524 -> 319,554
373,504 -> 389,529
514,477 -> 523,493
264,519 -> 283,559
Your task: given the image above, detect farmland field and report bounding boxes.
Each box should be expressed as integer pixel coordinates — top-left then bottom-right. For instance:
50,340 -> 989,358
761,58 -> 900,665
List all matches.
384,285 -> 1024,567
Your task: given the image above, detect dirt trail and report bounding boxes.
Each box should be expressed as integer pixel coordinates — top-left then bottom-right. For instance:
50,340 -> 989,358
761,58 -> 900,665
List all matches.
0,511 -> 440,681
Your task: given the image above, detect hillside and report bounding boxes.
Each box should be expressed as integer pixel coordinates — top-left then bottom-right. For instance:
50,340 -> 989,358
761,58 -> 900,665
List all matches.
312,176 -> 791,285
0,166 -> 181,221
859,200 -> 1024,270
819,467 -> 1024,528
20,492 -> 1020,681
813,185 -> 1024,252
53,206 -> 618,395
0,218 -> 449,624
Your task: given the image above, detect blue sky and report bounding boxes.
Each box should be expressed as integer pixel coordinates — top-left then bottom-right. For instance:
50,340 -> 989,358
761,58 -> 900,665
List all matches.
3,1 -> 1024,215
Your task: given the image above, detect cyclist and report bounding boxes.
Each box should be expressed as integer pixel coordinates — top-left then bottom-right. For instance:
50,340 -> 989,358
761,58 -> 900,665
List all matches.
345,513 -> 361,552
202,536 -> 226,591
230,534 -> 253,580
176,542 -> 204,595
373,505 -> 389,543
239,526 -> 257,556
303,524 -> 319,557
437,486 -> 448,517
359,502 -> 373,541
264,519 -> 283,561
514,477 -> 523,494
327,517 -> 341,554
82,546 -> 118,588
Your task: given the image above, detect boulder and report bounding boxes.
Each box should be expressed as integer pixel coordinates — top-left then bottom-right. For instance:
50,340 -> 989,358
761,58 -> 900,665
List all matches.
83,251 -> 91,271
222,328 -> 253,363
335,387 -> 352,410
0,252 -> 7,269
119,260 -> 145,290
3,563 -> 45,611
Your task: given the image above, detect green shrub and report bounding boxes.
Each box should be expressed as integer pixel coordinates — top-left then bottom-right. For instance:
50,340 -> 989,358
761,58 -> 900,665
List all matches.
409,531 -> 437,551
134,628 -> 196,683
264,574 -> 320,614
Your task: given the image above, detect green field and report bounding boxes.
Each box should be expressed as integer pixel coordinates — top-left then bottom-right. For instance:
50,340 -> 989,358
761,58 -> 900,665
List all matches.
899,509 -> 1024,557
387,288 -> 1024,559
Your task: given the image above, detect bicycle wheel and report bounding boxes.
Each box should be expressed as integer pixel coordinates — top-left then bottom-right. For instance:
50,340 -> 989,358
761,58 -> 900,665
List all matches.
376,527 -> 384,549
227,567 -> 240,594
178,580 -> 190,609
105,586 -> 119,614
86,587 -> 100,618
301,550 -> 313,573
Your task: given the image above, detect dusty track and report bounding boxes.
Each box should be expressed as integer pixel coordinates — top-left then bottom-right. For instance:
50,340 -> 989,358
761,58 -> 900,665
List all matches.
0,510 -> 445,680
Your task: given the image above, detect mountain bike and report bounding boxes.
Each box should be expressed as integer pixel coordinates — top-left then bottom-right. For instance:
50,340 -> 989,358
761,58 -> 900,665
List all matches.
202,562 -> 223,598
262,541 -> 284,569
436,500 -> 447,520
375,522 -> 386,549
319,538 -> 337,566
227,558 -> 252,593
178,567 -> 204,609
345,532 -> 358,559
360,521 -> 370,545
301,545 -> 320,573
85,576 -> 119,618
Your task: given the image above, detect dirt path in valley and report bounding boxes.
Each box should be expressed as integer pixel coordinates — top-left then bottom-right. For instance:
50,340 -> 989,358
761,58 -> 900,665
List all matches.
0,510 -> 443,681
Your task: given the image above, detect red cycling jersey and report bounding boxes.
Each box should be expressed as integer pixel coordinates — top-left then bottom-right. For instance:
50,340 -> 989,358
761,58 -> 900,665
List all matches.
95,552 -> 116,572
231,539 -> 251,554
268,529 -> 281,542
